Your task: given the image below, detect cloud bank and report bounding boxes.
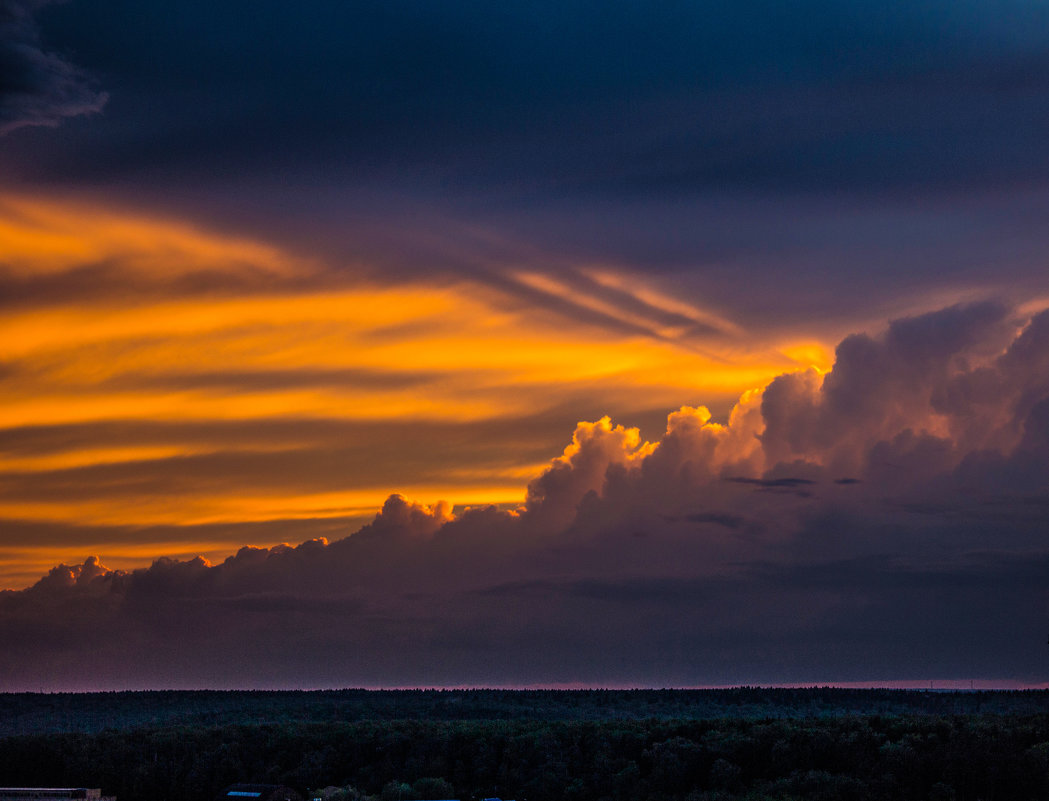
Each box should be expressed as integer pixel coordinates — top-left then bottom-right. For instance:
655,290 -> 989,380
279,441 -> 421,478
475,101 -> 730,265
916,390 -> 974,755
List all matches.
0,194 -> 822,588
2,301 -> 1048,690
0,0 -> 106,134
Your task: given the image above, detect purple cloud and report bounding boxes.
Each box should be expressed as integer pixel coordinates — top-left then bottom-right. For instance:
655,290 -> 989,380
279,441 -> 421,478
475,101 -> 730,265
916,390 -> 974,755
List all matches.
3,303 -> 1049,690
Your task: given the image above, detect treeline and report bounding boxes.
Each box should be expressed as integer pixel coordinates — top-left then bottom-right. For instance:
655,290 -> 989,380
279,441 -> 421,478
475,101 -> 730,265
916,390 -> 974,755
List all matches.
3,715 -> 1049,801
2,688 -> 1049,736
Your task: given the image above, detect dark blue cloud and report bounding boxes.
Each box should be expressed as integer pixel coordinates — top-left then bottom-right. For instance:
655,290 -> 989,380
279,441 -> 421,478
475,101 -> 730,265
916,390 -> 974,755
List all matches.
7,0 -> 1049,197
4,0 -> 1047,346
0,0 -> 106,133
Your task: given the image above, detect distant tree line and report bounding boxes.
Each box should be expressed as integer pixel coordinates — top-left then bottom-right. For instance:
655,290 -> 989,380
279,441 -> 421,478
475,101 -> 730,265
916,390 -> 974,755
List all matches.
2,714 -> 1049,801
2,688 -> 1048,737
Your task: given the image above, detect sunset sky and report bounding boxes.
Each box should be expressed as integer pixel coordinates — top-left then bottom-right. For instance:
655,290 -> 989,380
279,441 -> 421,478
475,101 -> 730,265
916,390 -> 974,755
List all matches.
2,0 -> 1049,690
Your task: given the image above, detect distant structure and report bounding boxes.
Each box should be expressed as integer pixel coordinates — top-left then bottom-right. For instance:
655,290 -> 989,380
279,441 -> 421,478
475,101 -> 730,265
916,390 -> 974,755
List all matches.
310,793 -> 457,801
220,785 -> 304,801
0,790 -> 114,801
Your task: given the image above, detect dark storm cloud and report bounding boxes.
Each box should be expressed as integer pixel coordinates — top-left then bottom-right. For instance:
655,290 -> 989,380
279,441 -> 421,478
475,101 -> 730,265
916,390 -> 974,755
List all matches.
7,0 -> 1049,195
0,0 -> 106,133
5,0 -> 1049,351
3,302 -> 1049,689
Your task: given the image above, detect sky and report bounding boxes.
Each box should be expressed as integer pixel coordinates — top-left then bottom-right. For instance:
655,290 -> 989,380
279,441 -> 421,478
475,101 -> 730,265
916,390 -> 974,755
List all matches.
1,0 -> 1049,690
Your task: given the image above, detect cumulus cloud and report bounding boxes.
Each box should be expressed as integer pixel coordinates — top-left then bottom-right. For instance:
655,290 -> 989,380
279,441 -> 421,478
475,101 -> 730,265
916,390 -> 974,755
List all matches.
523,416 -> 654,530
3,302 -> 1049,690
0,0 -> 106,134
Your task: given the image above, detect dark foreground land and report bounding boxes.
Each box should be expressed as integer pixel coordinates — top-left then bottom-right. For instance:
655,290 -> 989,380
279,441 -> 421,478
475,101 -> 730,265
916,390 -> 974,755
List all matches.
1,689 -> 1048,801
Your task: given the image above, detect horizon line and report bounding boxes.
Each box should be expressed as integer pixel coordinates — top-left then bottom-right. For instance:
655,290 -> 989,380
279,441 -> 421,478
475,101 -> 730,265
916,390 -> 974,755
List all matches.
7,680 -> 1049,695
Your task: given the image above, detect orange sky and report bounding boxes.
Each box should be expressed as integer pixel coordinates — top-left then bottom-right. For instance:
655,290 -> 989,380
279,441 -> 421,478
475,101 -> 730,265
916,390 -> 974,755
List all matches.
0,192 -> 837,589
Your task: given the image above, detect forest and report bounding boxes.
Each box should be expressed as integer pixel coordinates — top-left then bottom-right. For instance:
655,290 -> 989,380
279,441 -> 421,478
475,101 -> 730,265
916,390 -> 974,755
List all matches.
1,689 -> 1048,801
